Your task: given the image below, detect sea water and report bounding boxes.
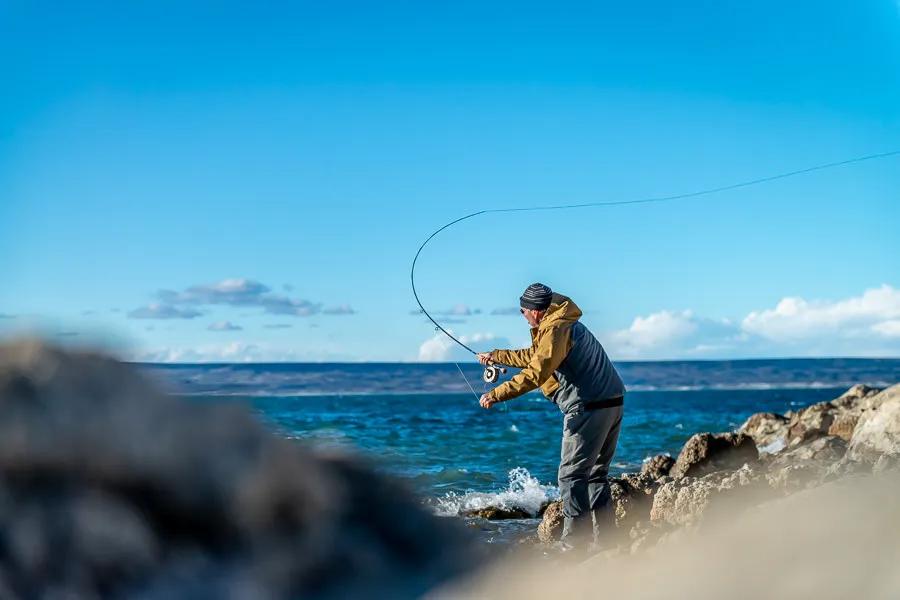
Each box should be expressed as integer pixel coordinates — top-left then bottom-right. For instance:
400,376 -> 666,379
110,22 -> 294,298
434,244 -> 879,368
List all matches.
141,358 -> 898,544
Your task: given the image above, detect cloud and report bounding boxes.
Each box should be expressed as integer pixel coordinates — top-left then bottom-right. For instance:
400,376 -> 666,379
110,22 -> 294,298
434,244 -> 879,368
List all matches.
136,278 -> 354,318
410,305 -> 481,318
0,314 -> 15,319
741,285 -> 900,342
417,331 -> 511,362
606,310 -> 738,359
263,323 -> 293,329
491,307 -> 521,316
131,342 -> 354,363
601,285 -> 900,359
323,304 -> 356,315
207,321 -> 242,332
128,303 -> 203,320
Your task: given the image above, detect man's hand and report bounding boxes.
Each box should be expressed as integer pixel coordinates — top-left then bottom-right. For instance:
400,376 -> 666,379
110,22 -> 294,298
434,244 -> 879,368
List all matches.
476,352 -> 493,366
479,393 -> 499,409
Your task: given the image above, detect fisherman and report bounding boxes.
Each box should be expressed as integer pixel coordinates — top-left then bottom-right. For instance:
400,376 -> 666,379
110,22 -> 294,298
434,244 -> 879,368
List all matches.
476,283 -> 625,550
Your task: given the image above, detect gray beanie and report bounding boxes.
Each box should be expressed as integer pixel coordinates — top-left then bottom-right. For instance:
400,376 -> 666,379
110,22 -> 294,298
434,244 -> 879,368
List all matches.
519,283 -> 553,311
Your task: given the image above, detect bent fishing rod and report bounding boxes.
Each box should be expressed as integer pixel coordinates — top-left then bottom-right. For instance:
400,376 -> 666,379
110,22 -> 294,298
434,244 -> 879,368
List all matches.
410,148 -> 900,385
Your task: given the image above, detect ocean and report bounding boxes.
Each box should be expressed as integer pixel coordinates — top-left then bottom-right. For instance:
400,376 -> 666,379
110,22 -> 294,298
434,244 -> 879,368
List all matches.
140,358 -> 898,544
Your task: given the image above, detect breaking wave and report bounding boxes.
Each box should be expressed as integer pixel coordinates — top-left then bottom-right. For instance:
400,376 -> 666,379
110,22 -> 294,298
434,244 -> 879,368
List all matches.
433,467 -> 558,518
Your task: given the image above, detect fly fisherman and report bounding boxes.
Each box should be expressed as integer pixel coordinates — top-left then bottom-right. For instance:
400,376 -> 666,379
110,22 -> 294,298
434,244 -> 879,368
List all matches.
476,283 -> 625,551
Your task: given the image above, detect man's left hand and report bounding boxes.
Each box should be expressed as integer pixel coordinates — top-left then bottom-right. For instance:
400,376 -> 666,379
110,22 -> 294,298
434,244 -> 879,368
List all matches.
479,393 -> 499,409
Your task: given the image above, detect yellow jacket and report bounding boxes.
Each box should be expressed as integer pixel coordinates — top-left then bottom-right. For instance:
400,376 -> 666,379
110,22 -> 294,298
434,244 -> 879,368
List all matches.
488,294 -> 581,402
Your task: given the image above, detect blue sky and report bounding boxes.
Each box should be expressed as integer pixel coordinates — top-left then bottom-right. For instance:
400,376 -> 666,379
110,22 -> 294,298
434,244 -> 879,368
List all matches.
1,1 -> 898,362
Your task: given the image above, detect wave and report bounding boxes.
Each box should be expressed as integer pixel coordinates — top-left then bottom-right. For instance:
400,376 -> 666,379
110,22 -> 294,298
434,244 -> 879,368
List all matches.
432,467 -> 558,518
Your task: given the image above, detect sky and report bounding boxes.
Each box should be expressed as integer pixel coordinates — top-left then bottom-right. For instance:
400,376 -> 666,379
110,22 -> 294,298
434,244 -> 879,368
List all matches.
1,0 -> 898,362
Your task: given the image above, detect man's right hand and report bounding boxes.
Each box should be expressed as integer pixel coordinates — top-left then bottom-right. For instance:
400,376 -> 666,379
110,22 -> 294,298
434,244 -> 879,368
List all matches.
476,352 -> 493,366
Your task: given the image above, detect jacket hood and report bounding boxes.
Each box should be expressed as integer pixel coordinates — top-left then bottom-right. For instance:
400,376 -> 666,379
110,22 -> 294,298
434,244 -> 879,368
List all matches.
538,293 -> 582,330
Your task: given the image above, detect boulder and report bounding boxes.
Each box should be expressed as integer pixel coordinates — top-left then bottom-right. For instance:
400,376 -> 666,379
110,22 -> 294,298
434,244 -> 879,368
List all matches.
847,384 -> 900,461
641,454 -> 675,480
669,433 -> 759,479
610,472 -> 660,528
827,414 -> 859,442
0,340 -> 477,599
537,500 -> 564,543
738,412 -> 789,449
787,402 -> 835,446
650,465 -> 762,526
765,435 -> 848,471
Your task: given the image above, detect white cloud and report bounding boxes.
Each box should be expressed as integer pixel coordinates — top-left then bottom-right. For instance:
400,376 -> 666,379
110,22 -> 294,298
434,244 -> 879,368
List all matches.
128,303 -> 203,320
605,310 -> 737,359
131,342 -> 354,363
207,321 -> 242,331
741,285 -> 900,342
417,331 -> 511,362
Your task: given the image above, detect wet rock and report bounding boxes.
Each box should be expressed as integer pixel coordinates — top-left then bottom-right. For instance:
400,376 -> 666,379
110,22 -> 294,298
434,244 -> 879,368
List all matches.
738,412 -> 789,449
462,506 -> 531,520
669,433 -> 759,480
847,384 -> 900,461
641,454 -> 675,480
536,500 -> 563,543
0,340 -> 477,599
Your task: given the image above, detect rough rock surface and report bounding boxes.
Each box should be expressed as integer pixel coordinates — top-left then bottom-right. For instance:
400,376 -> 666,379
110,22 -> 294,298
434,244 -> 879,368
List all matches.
0,341 -> 477,599
847,385 -> 900,461
738,412 -> 789,449
537,501 -> 564,543
650,465 -> 762,526
669,433 -> 759,479
641,454 -> 675,480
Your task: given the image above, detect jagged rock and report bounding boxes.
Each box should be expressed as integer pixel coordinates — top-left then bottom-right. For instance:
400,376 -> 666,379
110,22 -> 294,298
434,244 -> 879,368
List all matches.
787,402 -> 835,446
738,412 -> 789,449
766,435 -> 847,471
537,500 -> 564,543
649,465 -> 762,526
669,433 -> 759,479
462,506 -> 530,520
833,384 -> 881,406
0,341 -> 477,599
610,472 -> 659,529
827,414 -> 859,442
641,454 -> 675,480
847,384 -> 900,461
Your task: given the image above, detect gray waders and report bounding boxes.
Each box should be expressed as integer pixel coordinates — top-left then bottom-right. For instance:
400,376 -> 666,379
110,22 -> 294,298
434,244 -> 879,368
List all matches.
558,402 -> 624,548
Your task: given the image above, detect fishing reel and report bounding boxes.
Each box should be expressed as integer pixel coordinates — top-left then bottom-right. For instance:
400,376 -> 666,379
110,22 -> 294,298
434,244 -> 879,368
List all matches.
482,364 -> 507,384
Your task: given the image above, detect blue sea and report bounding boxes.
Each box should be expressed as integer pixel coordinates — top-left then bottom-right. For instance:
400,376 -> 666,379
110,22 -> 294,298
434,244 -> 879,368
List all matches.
140,358 -> 898,543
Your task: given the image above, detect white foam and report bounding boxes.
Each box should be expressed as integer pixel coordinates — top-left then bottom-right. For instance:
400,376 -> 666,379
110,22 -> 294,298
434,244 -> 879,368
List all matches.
434,467 -> 558,517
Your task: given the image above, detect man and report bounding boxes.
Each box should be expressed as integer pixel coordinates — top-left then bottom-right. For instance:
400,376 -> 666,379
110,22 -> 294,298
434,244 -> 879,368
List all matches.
476,283 -> 625,549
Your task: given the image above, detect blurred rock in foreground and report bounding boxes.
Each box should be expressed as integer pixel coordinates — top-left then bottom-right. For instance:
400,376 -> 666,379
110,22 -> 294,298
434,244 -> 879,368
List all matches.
0,340 -> 477,599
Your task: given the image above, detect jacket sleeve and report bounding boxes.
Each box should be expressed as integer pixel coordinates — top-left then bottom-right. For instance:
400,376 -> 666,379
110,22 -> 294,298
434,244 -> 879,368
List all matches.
489,325 -> 572,402
491,347 -> 533,368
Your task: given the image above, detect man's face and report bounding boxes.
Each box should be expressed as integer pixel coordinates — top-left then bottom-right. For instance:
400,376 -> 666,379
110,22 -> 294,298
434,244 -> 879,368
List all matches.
520,307 -> 544,328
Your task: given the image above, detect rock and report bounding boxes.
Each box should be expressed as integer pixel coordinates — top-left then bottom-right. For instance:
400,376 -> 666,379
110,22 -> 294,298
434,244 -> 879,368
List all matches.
462,506 -> 530,520
669,433 -> 759,479
827,414 -> 859,442
834,384 -> 880,405
766,435 -> 847,471
0,340 -> 477,599
641,454 -> 675,480
650,465 -> 763,526
847,384 -> 900,461
787,402 -> 835,446
537,500 -> 564,543
738,412 -> 789,449
611,472 -> 660,528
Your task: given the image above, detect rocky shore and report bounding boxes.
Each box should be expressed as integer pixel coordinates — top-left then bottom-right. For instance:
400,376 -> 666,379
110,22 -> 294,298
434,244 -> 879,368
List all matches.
529,382 -> 900,551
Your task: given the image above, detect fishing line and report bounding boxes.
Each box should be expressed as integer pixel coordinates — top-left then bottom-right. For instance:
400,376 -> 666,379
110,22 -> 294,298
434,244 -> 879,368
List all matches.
411,149 -> 900,361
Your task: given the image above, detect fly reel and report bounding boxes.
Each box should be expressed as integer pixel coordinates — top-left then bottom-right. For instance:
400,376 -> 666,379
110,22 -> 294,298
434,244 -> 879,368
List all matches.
482,364 -> 507,384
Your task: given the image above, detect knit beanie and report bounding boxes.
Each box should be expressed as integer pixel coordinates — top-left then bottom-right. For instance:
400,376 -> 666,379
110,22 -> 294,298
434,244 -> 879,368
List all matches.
519,283 -> 553,311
